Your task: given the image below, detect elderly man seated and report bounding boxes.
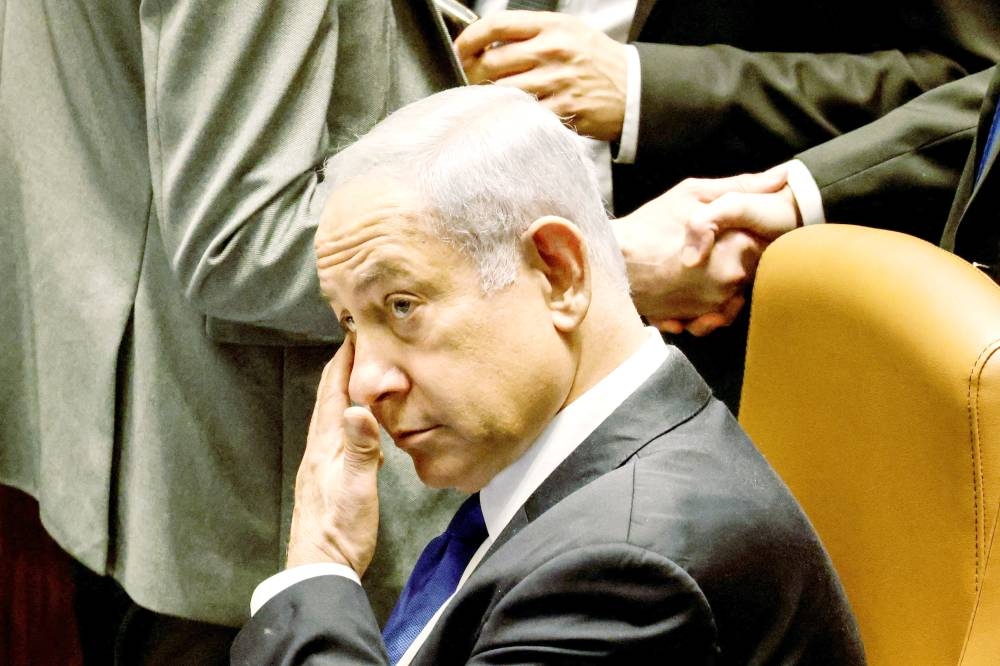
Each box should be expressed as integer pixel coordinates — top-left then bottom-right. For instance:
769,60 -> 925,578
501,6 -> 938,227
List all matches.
231,85 -> 864,665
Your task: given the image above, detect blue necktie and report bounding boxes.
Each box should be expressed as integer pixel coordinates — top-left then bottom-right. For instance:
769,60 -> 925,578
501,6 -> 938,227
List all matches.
976,102 -> 1000,184
381,494 -> 488,664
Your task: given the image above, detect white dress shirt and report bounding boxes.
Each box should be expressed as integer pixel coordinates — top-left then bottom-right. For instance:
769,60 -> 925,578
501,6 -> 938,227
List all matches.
784,158 -> 827,226
249,327 -> 670,659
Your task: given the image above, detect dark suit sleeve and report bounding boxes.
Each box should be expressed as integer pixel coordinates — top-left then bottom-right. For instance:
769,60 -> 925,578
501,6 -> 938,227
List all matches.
231,576 -> 390,665
231,545 -> 719,664
796,67 -> 993,240
632,43 -> 975,175
466,543 -> 719,664
611,1 -> 1000,214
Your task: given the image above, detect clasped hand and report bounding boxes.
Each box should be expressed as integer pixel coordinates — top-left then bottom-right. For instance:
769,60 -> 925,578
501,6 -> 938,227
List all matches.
286,340 -> 384,576
615,167 -> 800,336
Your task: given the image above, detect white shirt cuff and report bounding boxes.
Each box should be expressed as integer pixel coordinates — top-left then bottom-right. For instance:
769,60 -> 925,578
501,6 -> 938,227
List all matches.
249,563 -> 361,616
613,44 -> 641,164
784,159 -> 826,226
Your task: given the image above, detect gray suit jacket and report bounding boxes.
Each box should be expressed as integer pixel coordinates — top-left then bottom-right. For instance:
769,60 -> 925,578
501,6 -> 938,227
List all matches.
232,350 -> 864,664
0,0 -> 462,625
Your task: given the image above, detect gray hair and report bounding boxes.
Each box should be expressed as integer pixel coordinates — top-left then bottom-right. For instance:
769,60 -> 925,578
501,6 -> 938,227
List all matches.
323,85 -> 629,295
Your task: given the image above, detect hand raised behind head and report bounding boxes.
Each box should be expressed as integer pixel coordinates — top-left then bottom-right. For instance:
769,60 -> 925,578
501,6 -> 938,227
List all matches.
286,340 -> 384,576
455,11 -> 628,141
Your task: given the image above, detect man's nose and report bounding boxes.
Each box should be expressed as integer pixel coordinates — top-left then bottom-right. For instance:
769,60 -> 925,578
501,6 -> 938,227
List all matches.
348,338 -> 409,407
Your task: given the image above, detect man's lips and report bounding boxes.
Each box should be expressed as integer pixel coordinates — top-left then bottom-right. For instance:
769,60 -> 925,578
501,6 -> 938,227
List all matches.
390,426 -> 438,448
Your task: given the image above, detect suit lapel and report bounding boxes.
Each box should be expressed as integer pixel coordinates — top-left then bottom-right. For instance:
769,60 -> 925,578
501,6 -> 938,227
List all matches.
943,67 -> 1000,254
412,350 -> 713,664
966,70 -> 1000,207
415,0 -> 467,85
486,348 -> 712,555
628,0 -> 659,42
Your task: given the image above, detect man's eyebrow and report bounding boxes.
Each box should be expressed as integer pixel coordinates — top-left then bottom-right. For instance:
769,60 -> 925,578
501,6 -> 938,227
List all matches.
354,260 -> 411,293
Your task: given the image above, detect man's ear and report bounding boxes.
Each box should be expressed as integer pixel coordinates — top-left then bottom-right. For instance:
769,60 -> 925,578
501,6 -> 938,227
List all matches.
521,216 -> 591,333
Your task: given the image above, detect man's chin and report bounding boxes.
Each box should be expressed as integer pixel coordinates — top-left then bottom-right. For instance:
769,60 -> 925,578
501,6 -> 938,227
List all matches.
411,460 -> 460,491
410,456 -> 484,494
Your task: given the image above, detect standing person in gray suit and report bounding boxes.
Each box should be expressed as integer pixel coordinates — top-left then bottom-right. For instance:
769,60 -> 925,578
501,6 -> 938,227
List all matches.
0,1 -> 462,662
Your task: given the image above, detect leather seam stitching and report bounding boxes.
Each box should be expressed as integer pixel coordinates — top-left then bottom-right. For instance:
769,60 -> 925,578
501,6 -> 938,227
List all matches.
968,338 -> 1000,592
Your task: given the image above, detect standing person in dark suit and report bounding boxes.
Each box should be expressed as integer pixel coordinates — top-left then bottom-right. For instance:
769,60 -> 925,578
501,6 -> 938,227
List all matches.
456,0 -> 999,211
454,0 -> 1000,409
0,1 -> 463,662
231,84 -> 863,665
626,65 -> 1000,332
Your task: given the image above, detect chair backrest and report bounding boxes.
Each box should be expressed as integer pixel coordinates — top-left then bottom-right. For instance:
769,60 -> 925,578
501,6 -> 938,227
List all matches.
739,224 -> 1000,665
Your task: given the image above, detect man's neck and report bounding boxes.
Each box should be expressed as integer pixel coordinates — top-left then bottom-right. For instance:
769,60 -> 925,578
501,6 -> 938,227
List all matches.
564,300 -> 649,407
479,324 -> 668,539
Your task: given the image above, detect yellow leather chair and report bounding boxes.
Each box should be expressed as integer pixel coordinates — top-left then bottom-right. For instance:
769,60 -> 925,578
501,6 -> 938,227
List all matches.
739,224 -> 1000,665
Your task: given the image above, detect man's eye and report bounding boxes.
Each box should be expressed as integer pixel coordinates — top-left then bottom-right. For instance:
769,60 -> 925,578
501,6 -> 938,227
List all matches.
340,314 -> 356,332
389,297 -> 414,319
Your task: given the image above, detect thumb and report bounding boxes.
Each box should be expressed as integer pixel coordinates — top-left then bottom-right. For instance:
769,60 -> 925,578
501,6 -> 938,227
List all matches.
342,406 -> 383,473
681,216 -> 719,268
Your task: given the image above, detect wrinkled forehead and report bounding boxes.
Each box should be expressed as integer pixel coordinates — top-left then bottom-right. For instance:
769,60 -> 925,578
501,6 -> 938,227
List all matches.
317,176 -> 428,241
315,177 -> 440,299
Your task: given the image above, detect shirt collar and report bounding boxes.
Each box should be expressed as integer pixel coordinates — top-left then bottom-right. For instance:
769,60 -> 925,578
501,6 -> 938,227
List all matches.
479,327 -> 669,539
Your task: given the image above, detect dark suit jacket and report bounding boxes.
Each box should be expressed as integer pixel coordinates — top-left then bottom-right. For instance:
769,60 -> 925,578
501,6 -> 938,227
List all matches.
795,65 -> 1000,271
232,350 -> 864,664
609,0 -> 1000,413
614,0 -> 1000,216
944,68 -> 1000,270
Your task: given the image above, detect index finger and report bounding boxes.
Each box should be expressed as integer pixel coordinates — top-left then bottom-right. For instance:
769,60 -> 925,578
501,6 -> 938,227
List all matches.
686,165 -> 788,204
455,11 -> 545,60
690,189 -> 797,244
686,295 -> 746,337
306,339 -> 356,451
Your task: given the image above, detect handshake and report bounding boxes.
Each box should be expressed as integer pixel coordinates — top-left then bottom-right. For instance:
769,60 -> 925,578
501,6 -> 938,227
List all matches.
615,165 -> 803,336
